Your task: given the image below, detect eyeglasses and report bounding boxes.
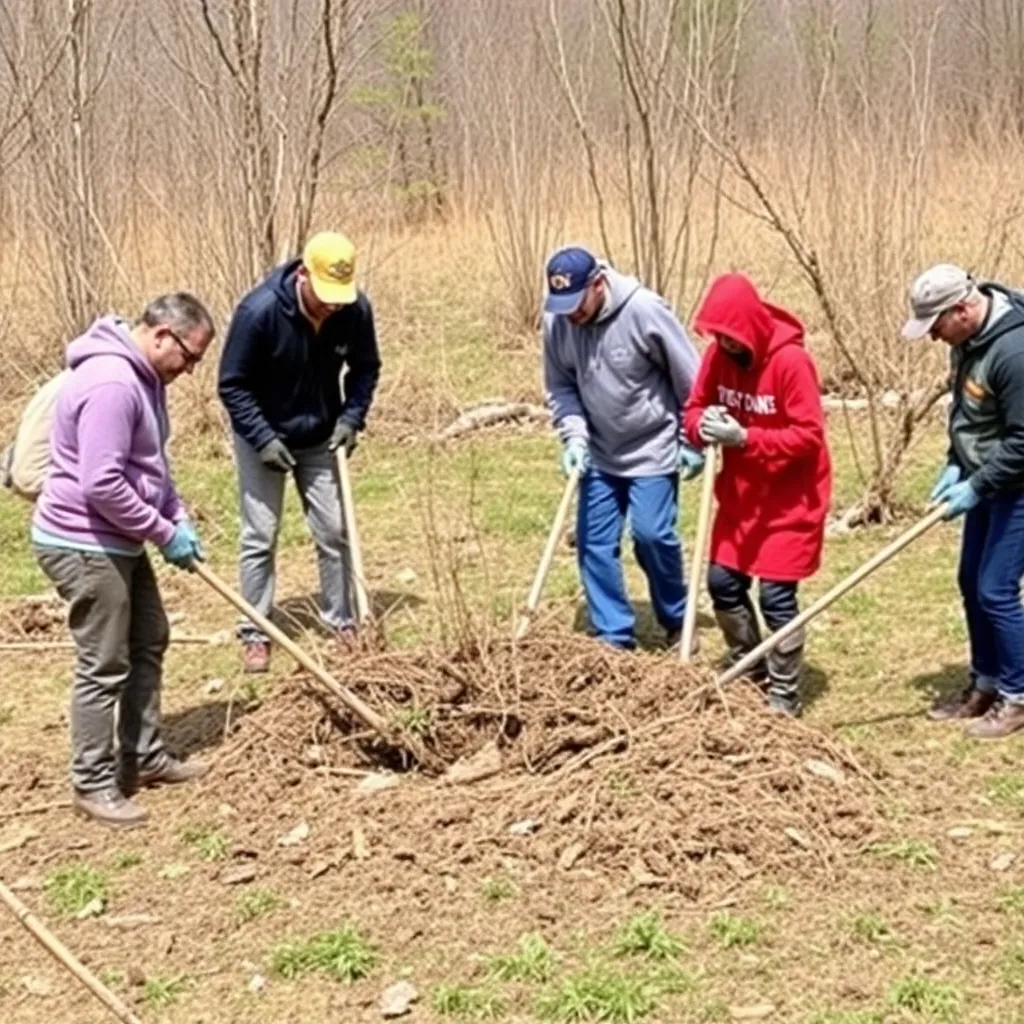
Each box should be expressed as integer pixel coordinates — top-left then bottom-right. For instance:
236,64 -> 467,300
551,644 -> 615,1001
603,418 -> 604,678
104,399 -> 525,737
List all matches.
163,326 -> 203,367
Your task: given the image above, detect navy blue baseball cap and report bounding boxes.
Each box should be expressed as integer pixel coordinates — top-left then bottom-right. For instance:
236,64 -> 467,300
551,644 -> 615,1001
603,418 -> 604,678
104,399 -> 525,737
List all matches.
544,246 -> 599,315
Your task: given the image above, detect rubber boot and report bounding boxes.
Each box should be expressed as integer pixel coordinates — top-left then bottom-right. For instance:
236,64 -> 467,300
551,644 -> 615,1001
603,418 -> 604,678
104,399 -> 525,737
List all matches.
715,605 -> 766,683
767,626 -> 804,717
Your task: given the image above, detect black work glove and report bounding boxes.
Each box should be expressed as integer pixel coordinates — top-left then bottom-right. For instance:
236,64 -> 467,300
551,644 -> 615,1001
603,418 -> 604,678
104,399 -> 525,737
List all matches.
328,420 -> 359,457
258,437 -> 296,473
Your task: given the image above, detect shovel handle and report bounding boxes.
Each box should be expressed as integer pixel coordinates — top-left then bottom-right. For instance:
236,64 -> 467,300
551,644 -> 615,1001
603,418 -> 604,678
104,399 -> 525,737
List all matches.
680,446 -> 717,663
336,451 -> 371,624
193,562 -> 389,736
0,880 -> 143,1024
716,504 -> 948,685
515,470 -> 580,640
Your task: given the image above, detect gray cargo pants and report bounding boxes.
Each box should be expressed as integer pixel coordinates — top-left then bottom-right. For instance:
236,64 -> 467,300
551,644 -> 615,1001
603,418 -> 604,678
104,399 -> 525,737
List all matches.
233,434 -> 354,642
35,547 -> 169,793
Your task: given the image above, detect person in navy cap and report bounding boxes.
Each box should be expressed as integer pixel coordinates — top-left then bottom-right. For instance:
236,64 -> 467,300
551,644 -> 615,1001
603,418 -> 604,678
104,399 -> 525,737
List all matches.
542,245 -> 704,650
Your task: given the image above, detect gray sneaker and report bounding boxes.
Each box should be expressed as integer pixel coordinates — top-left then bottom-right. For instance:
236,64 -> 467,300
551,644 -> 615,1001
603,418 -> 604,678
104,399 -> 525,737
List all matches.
767,691 -> 802,718
73,788 -> 148,830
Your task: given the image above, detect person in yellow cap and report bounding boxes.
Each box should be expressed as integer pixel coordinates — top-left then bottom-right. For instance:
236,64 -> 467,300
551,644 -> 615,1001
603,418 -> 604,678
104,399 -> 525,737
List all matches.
218,232 -> 381,673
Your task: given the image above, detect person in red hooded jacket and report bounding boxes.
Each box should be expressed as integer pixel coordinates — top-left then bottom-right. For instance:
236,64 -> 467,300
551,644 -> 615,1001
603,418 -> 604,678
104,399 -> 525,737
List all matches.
683,274 -> 832,716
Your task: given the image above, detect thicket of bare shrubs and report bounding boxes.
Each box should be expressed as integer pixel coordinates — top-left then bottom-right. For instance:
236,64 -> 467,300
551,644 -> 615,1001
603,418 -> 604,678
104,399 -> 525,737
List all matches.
0,0 -> 1022,521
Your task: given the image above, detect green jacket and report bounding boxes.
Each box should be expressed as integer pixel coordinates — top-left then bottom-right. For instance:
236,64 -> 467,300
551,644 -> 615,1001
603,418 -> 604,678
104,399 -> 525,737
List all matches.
948,283 -> 1024,496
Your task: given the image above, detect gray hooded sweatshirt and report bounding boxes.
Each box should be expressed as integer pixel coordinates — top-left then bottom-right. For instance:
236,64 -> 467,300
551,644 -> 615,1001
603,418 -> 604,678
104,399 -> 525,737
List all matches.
543,266 -> 700,477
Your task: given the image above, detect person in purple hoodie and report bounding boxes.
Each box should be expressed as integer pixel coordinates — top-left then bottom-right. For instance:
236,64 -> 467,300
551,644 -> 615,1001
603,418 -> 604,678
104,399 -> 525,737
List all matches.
32,294 -> 215,830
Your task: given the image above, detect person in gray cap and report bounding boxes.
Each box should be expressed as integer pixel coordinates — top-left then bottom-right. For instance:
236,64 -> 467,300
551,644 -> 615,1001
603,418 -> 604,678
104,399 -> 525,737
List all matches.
542,245 -> 704,650
902,263 -> 1024,738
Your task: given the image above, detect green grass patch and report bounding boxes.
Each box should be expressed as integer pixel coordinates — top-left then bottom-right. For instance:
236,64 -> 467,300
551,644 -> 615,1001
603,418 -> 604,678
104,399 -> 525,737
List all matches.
1000,887 -> 1024,915
1001,943 -> 1024,994
867,839 -> 939,871
234,887 -> 283,923
393,706 -> 433,734
44,864 -> 109,916
485,932 -> 556,983
433,983 -> 504,1018
111,851 -> 143,870
538,967 -> 660,1022
179,823 -> 229,861
986,774 -> 1024,809
708,913 -> 763,949
612,910 -> 685,961
480,873 -> 518,905
851,912 -> 901,947
886,976 -> 962,1021
272,924 -> 377,983
142,975 -> 192,1009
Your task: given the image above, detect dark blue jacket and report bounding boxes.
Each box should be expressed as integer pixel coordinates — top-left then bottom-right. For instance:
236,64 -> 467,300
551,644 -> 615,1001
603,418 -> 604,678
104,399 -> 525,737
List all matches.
218,260 -> 382,452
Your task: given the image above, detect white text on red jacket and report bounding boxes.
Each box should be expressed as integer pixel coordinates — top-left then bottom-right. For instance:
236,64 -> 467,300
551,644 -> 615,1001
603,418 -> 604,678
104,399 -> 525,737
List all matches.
717,386 -> 777,416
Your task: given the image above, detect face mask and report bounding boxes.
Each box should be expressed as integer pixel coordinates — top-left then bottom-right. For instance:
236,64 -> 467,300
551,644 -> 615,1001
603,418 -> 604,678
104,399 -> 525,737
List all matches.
726,347 -> 753,369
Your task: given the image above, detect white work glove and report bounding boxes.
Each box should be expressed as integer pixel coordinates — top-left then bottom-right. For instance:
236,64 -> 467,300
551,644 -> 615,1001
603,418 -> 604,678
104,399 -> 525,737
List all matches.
699,406 -> 746,448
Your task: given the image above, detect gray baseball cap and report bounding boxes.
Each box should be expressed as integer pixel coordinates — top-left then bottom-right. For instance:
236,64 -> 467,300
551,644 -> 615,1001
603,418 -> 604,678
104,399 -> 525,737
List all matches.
901,263 -> 975,340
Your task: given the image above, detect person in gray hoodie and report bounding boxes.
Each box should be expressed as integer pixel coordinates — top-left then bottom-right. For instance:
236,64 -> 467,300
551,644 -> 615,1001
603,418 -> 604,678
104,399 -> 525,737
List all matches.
542,245 -> 704,649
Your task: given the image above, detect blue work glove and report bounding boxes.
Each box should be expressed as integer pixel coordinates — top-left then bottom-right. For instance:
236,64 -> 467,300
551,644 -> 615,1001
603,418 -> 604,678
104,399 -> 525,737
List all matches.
929,463 -> 961,504
677,441 -> 705,481
699,407 -> 747,448
329,419 -> 358,457
561,440 -> 591,477
941,479 -> 982,521
161,521 -> 204,571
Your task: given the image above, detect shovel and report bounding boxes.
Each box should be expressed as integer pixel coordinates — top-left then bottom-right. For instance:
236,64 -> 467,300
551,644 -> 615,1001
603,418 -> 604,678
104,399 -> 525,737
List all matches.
193,563 -> 438,768
680,445 -> 717,663
716,504 -> 947,686
515,469 -> 581,640
336,450 -> 371,624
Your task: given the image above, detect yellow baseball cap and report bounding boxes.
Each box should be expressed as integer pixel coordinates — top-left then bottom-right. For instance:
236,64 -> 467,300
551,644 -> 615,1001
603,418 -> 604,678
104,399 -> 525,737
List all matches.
302,231 -> 358,305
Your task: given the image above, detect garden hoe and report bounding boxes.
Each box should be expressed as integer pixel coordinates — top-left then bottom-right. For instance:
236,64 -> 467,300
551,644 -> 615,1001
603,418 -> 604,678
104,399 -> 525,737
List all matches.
716,503 -> 948,686
680,444 -> 718,663
193,563 -> 440,770
515,468 -> 581,640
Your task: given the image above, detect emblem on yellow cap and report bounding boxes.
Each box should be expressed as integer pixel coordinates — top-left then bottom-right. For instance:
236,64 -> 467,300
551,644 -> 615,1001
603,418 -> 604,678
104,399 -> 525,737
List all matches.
329,259 -> 354,282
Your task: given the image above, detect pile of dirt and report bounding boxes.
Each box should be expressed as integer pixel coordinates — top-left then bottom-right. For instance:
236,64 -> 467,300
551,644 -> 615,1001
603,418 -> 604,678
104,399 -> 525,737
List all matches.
0,595 -> 65,641
214,630 -> 887,899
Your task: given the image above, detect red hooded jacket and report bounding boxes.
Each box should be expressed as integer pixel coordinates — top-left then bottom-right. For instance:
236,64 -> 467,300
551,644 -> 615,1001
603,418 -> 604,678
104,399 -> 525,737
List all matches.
683,274 -> 832,581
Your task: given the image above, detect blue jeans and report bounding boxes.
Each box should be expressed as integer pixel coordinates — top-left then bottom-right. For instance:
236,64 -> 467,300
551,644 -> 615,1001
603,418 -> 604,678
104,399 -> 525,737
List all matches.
577,470 -> 685,648
958,492 -> 1024,703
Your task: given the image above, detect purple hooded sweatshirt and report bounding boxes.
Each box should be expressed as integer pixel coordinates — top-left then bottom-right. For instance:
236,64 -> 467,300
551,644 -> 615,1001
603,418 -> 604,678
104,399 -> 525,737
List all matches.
32,316 -> 185,554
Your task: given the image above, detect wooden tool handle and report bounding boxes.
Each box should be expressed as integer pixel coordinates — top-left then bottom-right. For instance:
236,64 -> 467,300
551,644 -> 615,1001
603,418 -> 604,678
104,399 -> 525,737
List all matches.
717,504 -> 947,685
515,470 -> 580,640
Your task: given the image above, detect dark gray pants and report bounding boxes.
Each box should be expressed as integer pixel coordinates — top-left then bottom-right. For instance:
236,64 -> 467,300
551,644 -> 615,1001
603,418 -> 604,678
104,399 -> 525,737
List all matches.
35,547 -> 169,793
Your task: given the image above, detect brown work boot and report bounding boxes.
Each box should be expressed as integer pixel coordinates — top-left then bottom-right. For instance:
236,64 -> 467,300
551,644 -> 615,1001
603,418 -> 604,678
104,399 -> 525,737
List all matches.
120,756 -> 208,796
927,685 -> 998,721
964,700 -> 1024,740
243,640 -> 270,674
73,788 -> 148,831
